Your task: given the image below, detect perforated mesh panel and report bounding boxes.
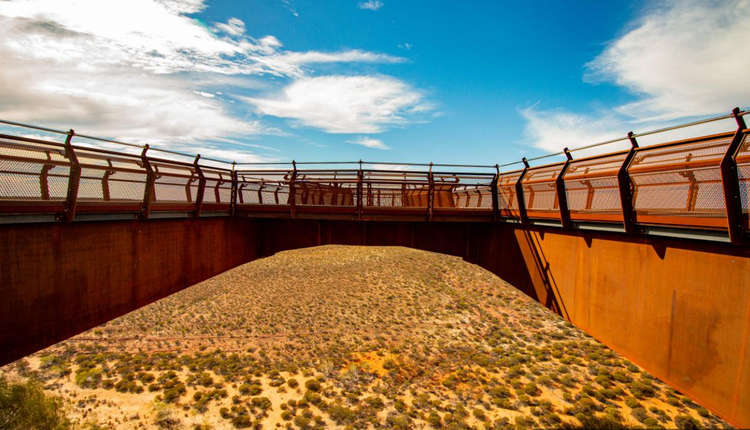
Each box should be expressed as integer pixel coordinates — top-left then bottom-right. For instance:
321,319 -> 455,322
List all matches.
363,171 -> 430,208
201,168 -> 232,205
563,152 -> 627,220
236,171 -> 292,205
496,170 -> 523,217
452,185 -> 493,208
73,148 -> 147,204
521,163 -> 564,216
629,135 -> 732,224
0,137 -> 71,201
433,172 -> 494,210
735,134 -> 750,218
293,171 -> 358,206
151,162 -> 199,204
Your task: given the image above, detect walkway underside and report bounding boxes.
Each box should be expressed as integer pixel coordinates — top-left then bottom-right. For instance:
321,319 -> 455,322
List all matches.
1,217 -> 749,427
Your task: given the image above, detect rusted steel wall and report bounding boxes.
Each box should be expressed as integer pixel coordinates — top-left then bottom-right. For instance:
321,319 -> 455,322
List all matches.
487,225 -> 750,428
0,217 -> 258,367
2,217 -> 749,426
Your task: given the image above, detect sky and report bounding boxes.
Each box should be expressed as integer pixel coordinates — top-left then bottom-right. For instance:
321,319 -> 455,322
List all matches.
0,0 -> 748,167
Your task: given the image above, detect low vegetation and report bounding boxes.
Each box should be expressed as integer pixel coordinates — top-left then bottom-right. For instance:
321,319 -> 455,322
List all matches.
1,246 -> 730,429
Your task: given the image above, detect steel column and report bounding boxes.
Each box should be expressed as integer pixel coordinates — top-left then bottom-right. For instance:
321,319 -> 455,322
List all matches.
289,161 -> 298,218
491,164 -> 500,222
357,160 -> 364,219
556,148 -> 573,228
193,155 -> 206,217
618,133 -> 639,234
63,130 -> 80,223
140,145 -> 155,219
230,162 -> 238,216
721,108 -> 747,245
516,158 -> 529,223
428,162 -> 434,221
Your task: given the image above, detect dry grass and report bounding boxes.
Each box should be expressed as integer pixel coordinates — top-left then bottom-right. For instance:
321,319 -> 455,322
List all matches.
2,245 -> 729,429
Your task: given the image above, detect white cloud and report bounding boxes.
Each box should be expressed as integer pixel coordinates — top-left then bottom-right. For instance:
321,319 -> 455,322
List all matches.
523,0 -> 750,158
280,50 -> 404,66
347,136 -> 390,150
0,0 -> 420,158
358,0 -> 384,11
520,106 -> 630,156
586,0 -> 750,122
243,76 -> 432,133
214,17 -> 246,37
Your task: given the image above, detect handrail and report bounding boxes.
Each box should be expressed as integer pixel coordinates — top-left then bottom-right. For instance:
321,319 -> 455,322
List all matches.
1,108 -> 747,168
0,107 -> 748,244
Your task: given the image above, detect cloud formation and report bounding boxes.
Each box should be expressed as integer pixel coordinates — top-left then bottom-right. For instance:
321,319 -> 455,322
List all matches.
586,0 -> 750,122
244,76 -> 431,134
0,0 -> 417,156
523,0 -> 750,155
347,136 -> 390,150
358,0 -> 384,11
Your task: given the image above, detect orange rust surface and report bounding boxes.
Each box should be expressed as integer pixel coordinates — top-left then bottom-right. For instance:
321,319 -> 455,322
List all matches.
1,218 -> 749,426
502,226 -> 750,427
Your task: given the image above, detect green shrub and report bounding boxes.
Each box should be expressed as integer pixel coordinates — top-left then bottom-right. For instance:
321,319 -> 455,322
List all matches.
472,408 -> 487,421
561,414 -> 633,429
230,415 -> 252,428
75,368 -> 103,389
328,405 -> 355,424
427,411 -> 442,428
674,415 -> 701,430
523,383 -> 539,396
304,379 -> 321,392
0,375 -> 71,430
251,397 -> 272,410
631,407 -> 649,423
624,397 -> 641,409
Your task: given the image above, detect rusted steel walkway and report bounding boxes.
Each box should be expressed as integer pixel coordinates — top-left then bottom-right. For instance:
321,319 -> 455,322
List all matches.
1,107 -> 749,243
1,108 -> 750,426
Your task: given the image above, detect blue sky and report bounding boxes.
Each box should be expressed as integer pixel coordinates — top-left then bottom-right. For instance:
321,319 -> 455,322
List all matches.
0,0 -> 747,166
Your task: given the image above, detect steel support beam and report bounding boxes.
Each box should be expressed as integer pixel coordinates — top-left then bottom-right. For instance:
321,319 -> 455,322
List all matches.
193,155 -> 206,218
556,148 -> 573,228
516,158 -> 530,223
63,130 -> 80,223
721,108 -> 747,245
618,133 -> 639,234
140,145 -> 155,219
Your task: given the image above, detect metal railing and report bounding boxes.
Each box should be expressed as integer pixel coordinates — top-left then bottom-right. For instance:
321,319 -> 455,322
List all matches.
0,108 -> 748,244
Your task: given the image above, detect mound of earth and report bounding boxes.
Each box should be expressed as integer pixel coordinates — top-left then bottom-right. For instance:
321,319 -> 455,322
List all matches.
2,246 -> 728,429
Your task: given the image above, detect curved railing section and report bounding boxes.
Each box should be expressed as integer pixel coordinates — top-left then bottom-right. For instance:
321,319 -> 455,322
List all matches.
0,108 -> 748,244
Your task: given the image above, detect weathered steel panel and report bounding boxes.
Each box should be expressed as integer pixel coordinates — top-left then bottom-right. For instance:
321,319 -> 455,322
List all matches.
0,217 -> 258,366
1,218 -> 749,427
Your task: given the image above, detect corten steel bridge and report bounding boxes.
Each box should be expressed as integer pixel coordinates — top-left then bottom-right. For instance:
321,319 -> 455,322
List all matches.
1,108 -> 750,426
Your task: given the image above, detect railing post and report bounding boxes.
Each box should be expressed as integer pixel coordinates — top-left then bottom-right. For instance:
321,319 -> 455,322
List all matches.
357,160 -> 365,220
618,132 -> 639,234
721,107 -> 747,245
491,164 -> 500,222
63,129 -> 80,223
193,154 -> 205,217
289,160 -> 297,218
556,148 -> 573,228
515,158 -> 529,223
140,145 -> 155,219
427,162 -> 434,221
230,161 -> 238,216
